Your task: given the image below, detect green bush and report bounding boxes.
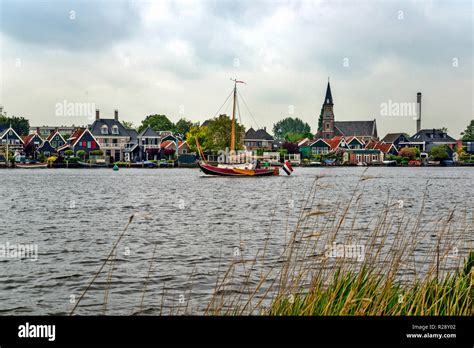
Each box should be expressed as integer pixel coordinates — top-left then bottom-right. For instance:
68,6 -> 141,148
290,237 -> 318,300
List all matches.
429,145 -> 449,161
67,157 -> 79,163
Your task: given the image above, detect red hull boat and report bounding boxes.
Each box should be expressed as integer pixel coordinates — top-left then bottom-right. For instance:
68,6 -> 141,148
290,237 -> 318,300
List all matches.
196,79 -> 282,177
198,161 -> 279,176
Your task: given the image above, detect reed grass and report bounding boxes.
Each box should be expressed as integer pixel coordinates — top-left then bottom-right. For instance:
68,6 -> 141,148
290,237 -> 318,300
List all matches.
206,173 -> 473,316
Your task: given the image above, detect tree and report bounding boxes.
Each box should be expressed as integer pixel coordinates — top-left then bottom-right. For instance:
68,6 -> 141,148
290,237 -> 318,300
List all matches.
174,118 -> 194,139
398,147 -> 419,159
317,107 -> 323,133
76,150 -> 86,160
0,115 -> 30,135
206,114 -> 245,152
122,121 -> 135,129
461,120 -> 474,141
186,115 -> 245,153
138,114 -> 174,133
282,141 -> 299,154
285,132 -> 313,143
273,117 -> 311,139
186,125 -> 209,153
429,145 -> 449,161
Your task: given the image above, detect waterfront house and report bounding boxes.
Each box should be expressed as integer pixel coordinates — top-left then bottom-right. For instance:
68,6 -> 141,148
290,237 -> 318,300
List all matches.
398,129 -> 457,153
124,128 -> 140,162
0,126 -> 24,156
46,129 -> 66,149
308,138 -> 331,155
89,109 -> 131,163
345,136 -> 365,149
316,81 -> 379,142
345,149 -> 383,165
381,133 -> 411,149
307,136 -> 349,156
137,126 -> 162,161
244,127 -> 274,151
36,140 -> 56,157
22,133 -> 43,158
160,138 -> 190,158
365,140 -> 398,155
57,128 -> 100,157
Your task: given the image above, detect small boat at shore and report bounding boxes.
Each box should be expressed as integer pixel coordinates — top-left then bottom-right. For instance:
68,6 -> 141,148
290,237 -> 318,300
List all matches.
78,161 -> 107,168
382,160 -> 397,166
16,162 -> 48,169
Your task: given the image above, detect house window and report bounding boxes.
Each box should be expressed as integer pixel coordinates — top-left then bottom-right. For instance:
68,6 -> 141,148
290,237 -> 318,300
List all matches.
326,123 -> 330,130
87,141 -> 91,148
356,154 -> 361,162
82,141 -> 87,147
372,154 -> 377,161
182,149 -> 187,154
112,125 -> 119,135
92,142 -> 96,149
101,125 -> 108,134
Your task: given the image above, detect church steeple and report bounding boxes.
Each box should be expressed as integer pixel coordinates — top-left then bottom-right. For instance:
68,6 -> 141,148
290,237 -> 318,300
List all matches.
324,80 -> 333,105
319,79 -> 335,139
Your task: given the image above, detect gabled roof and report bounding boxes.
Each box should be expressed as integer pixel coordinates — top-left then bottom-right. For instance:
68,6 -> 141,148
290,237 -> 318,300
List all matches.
46,130 -> 66,143
346,136 -> 365,145
325,136 -> 345,151
309,138 -> 331,147
334,120 -> 377,138
366,141 -> 397,153
138,126 -> 159,137
37,140 -> 56,152
297,138 -> 311,147
245,127 -> 273,140
161,140 -> 186,149
89,119 -> 131,137
410,129 -> 456,143
0,126 -> 24,143
69,128 -> 98,147
381,132 -> 410,143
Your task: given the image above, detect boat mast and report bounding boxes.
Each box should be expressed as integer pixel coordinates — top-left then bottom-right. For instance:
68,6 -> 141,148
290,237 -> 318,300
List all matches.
230,79 -> 237,153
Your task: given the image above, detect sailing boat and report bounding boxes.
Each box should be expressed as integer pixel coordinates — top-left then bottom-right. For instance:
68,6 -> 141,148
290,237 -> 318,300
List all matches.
197,79 -> 280,176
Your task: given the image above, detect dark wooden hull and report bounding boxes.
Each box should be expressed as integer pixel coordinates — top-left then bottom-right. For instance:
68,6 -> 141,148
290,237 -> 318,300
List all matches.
198,162 -> 278,176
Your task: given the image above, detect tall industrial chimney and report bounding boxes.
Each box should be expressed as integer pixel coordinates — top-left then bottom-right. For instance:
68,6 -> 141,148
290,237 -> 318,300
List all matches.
416,92 -> 422,133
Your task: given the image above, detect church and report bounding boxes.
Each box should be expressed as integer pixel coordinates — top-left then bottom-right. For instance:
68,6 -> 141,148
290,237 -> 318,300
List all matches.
316,81 -> 378,142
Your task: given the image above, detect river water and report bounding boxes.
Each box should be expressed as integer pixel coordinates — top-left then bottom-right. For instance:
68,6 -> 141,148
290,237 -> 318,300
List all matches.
0,167 -> 472,315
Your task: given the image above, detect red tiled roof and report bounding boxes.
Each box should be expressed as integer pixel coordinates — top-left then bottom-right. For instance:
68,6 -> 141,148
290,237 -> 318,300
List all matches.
366,141 -> 394,153
22,135 -> 34,144
69,128 -> 85,146
47,131 -> 57,141
325,136 -> 344,151
161,140 -> 185,149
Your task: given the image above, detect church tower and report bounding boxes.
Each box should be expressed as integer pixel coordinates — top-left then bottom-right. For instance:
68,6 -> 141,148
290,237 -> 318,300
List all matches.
319,81 -> 335,139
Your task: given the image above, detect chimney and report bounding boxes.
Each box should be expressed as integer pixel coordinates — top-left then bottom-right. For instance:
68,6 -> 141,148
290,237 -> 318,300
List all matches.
36,127 -> 40,134
416,92 -> 422,133
0,106 -> 3,115
96,109 -> 100,120
114,109 -> 118,121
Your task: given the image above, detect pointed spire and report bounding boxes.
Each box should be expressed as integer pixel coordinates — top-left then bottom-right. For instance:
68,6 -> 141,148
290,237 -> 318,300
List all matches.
324,80 -> 333,105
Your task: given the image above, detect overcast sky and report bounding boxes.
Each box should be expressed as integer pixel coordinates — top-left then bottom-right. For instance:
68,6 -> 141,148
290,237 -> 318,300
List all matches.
0,0 -> 472,137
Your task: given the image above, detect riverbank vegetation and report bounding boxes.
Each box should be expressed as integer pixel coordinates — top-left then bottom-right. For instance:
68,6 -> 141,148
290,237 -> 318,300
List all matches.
206,174 -> 473,316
